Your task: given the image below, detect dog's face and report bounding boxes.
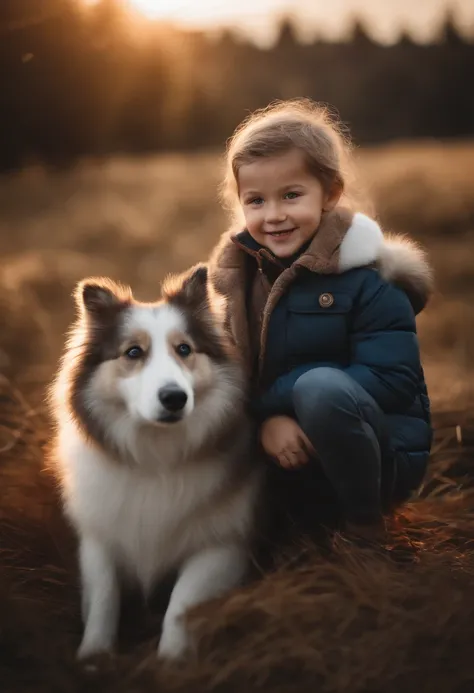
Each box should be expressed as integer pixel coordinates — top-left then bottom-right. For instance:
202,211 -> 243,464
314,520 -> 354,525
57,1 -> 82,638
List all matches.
71,265 -> 231,427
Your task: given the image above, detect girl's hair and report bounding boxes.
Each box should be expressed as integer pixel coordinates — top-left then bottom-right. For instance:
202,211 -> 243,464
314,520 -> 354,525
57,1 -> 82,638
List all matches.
220,98 -> 363,223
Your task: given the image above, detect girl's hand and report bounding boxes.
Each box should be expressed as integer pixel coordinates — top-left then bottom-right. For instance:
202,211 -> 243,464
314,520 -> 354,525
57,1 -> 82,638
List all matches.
260,415 -> 316,469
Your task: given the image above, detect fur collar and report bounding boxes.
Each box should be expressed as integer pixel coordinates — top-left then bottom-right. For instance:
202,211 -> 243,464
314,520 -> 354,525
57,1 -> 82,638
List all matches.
209,207 -> 434,314
339,212 -> 434,312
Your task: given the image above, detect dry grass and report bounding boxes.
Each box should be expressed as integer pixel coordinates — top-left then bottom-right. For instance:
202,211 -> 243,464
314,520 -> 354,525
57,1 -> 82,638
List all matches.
2,375 -> 474,693
1,139 -> 474,692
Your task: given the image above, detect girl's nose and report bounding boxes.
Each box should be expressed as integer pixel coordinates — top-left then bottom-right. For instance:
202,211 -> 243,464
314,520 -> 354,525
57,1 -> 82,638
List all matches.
265,203 -> 287,224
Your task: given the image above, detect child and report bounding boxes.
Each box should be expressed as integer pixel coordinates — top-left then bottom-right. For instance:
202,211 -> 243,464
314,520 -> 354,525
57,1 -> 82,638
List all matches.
207,99 -> 433,545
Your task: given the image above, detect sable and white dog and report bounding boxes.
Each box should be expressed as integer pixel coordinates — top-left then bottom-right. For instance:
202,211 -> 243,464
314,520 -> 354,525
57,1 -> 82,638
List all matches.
49,265 -> 260,661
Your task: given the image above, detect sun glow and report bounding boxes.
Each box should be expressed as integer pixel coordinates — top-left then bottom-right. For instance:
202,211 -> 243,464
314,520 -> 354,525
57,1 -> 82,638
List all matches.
123,0 -> 279,24
83,0 -> 289,46
125,0 -> 212,21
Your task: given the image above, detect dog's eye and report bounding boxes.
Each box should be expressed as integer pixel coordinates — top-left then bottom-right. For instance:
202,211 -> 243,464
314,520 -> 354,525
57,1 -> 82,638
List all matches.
124,345 -> 143,360
176,343 -> 192,358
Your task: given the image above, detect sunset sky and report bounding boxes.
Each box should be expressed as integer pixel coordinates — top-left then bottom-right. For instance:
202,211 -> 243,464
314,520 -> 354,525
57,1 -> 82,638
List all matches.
103,0 -> 474,46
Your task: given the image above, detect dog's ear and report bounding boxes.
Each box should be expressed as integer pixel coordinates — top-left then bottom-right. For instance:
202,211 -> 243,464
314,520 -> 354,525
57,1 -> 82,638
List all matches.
180,264 -> 208,305
75,277 -> 132,317
162,263 -> 209,310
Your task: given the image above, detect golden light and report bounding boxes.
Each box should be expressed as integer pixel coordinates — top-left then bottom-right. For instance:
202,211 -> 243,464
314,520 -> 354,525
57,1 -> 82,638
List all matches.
123,0 -> 277,25
84,0 -> 288,46
125,0 -> 198,21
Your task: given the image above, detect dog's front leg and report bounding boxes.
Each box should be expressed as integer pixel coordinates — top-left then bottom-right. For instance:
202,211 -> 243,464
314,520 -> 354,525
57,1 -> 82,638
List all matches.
157,544 -> 247,660
77,535 -> 120,660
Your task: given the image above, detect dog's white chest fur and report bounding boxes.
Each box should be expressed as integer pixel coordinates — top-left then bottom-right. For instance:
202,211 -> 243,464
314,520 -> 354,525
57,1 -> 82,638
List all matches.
59,425 -> 251,593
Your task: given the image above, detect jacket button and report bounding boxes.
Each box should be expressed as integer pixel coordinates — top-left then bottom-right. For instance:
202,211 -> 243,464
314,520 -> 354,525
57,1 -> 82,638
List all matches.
319,292 -> 334,308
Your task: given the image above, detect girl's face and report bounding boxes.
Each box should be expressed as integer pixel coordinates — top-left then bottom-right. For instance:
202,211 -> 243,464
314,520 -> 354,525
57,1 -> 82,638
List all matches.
238,148 -> 340,258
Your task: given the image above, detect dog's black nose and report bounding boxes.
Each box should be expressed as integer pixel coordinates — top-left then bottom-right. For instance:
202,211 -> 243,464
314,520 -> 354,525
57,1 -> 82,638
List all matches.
158,385 -> 188,412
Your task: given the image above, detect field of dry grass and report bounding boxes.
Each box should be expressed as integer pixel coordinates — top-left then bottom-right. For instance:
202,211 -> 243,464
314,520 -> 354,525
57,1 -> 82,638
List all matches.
1,139 -> 474,692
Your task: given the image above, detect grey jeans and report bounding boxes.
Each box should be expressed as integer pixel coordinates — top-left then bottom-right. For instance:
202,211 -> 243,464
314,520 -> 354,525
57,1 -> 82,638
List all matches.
291,367 -> 392,525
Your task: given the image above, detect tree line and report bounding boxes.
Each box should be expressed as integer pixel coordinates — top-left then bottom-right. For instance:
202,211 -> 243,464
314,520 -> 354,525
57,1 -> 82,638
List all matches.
0,0 -> 473,170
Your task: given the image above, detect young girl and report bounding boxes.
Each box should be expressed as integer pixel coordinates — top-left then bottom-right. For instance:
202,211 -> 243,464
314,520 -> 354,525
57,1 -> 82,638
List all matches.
208,99 -> 433,545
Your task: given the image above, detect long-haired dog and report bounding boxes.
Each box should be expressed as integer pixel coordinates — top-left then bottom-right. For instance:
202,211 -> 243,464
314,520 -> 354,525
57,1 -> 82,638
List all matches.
49,265 -> 261,660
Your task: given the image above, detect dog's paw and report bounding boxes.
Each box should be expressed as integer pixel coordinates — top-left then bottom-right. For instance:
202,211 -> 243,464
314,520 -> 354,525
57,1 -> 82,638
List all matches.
76,637 -> 112,662
157,624 -> 192,661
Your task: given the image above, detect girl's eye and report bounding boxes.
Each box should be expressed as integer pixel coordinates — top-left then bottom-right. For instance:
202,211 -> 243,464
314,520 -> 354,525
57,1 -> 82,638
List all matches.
176,343 -> 192,358
285,191 -> 300,200
125,345 -> 143,360
249,197 -> 263,205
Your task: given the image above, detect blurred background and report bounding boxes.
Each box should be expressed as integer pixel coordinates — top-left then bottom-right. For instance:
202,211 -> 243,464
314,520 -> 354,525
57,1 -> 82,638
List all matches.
2,7 -> 474,684
1,0 -> 474,412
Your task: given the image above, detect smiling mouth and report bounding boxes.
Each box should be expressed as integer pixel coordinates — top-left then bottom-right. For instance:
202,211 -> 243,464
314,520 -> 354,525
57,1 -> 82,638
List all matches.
267,228 -> 296,237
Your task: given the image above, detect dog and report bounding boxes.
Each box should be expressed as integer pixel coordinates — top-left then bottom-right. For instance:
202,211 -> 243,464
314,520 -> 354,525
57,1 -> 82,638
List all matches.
49,264 -> 261,661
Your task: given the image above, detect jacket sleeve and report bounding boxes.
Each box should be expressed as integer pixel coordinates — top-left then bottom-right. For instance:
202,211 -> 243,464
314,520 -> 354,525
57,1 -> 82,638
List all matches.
343,270 -> 422,413
249,362 -> 342,422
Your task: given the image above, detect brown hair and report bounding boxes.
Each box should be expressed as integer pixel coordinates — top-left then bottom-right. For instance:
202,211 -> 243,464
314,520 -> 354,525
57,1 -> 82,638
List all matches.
220,98 -> 359,223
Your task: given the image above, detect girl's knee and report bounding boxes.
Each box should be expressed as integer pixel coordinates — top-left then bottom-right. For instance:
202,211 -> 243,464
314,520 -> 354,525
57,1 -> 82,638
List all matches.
292,367 -> 357,423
